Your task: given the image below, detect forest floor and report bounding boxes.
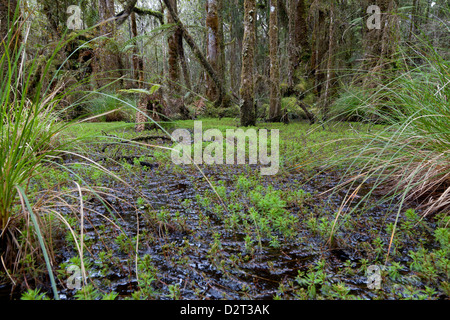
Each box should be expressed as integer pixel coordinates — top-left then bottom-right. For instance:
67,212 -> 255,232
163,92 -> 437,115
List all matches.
1,118 -> 448,300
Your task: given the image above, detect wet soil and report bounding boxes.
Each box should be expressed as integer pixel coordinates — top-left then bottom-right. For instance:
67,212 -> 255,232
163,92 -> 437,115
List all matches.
1,131 -> 447,300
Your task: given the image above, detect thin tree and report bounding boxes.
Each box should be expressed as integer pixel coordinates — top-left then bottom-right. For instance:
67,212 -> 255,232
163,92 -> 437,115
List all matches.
96,0 -> 123,89
162,0 -> 228,108
130,12 -> 144,87
321,0 -> 335,119
205,0 -> 223,101
287,0 -> 309,93
167,0 -> 181,101
239,0 -> 257,127
359,0 -> 398,86
131,11 -> 148,132
268,0 -> 281,122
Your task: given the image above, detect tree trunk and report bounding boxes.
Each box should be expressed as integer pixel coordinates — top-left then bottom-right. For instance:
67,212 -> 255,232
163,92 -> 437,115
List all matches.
269,0 -> 281,122
229,0 -> 243,94
130,12 -> 144,86
162,0 -> 228,108
321,0 -> 336,119
408,0 -> 418,42
240,0 -> 257,127
287,0 -> 309,92
131,12 -> 148,133
96,0 -> 123,89
205,0 -> 223,101
177,33 -> 192,92
310,2 -> 328,97
359,0 -> 398,87
166,0 -> 181,97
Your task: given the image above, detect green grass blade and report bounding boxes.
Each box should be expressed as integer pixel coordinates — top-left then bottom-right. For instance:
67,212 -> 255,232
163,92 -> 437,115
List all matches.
15,185 -> 59,300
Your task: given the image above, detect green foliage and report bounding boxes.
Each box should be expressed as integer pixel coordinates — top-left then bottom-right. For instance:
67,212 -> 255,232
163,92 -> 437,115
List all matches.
20,288 -> 49,300
74,284 -> 101,300
84,93 -> 136,122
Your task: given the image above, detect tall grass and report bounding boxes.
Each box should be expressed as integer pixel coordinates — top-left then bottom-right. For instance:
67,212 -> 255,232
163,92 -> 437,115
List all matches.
0,8 -> 146,297
327,31 -> 450,260
0,7 -> 190,298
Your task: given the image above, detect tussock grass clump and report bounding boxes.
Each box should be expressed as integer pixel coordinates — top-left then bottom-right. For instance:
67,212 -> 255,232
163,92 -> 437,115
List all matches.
342,52 -> 450,215
0,12 -> 142,298
84,93 -> 136,122
327,37 -> 450,263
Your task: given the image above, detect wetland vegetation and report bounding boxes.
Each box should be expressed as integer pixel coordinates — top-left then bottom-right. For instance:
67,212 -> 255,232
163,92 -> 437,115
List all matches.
0,0 -> 448,301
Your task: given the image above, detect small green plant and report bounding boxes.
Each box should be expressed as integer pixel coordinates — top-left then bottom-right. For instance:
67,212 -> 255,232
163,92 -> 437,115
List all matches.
295,260 -> 327,299
74,284 -> 101,300
20,288 -> 49,300
168,283 -> 181,300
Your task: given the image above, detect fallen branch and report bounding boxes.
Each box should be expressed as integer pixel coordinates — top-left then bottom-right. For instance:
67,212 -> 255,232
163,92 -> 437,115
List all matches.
161,0 -> 228,108
131,135 -> 172,142
297,102 -> 317,125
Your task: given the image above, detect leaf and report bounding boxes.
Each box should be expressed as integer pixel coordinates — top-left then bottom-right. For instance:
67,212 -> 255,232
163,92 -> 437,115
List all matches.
120,44 -> 136,53
149,84 -> 161,95
119,85 -> 161,96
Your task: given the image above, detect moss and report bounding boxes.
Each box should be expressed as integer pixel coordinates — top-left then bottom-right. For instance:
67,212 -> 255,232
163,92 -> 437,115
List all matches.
303,93 -> 316,106
280,82 -> 289,96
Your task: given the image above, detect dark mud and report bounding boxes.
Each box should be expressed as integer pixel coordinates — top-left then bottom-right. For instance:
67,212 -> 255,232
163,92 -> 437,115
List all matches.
2,135 -> 447,300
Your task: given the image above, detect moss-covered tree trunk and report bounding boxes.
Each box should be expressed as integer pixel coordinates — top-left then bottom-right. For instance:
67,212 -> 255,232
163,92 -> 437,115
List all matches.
205,0 -> 223,101
240,0 -> 256,127
287,0 -> 309,93
310,2 -> 328,98
96,0 -> 123,89
162,0 -> 227,109
229,0 -> 243,95
269,0 -> 281,122
320,0 -> 336,119
167,0 -> 181,99
166,0 -> 190,118
131,12 -> 144,86
131,11 -> 147,132
177,31 -> 191,92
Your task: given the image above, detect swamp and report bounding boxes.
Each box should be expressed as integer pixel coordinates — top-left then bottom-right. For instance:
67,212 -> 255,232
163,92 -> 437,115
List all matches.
0,0 -> 448,302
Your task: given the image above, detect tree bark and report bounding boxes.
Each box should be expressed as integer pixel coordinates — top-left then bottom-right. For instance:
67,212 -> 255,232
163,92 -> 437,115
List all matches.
268,0 -> 281,122
240,0 -> 257,127
162,0 -> 227,108
287,0 -> 309,92
131,11 -> 148,132
359,0 -> 398,87
229,0 -> 243,94
96,0 -> 123,89
166,0 -> 181,99
177,31 -> 192,92
321,0 -> 336,119
205,0 -> 223,101
310,2 -> 328,97
130,12 -> 144,86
